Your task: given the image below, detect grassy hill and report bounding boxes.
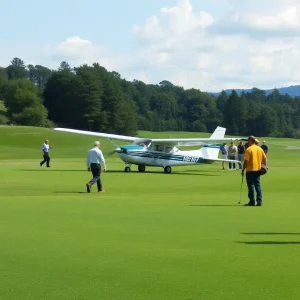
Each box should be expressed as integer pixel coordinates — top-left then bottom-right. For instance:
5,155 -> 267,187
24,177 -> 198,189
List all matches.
0,125 -> 299,165
0,126 -> 230,160
1,126 -> 300,300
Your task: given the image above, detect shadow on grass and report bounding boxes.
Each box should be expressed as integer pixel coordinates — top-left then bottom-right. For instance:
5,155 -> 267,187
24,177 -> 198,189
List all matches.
236,241 -> 300,245
242,233 -> 300,235
189,204 -> 240,207
20,169 -> 220,176
107,170 -> 219,176
53,191 -> 87,194
21,169 -> 86,172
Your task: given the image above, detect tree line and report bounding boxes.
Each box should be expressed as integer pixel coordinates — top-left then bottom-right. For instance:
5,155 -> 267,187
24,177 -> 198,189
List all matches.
1,57 -> 300,138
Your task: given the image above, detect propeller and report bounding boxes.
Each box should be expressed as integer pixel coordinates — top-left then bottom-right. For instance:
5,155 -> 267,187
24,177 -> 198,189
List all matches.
107,138 -> 123,156
108,147 -> 122,156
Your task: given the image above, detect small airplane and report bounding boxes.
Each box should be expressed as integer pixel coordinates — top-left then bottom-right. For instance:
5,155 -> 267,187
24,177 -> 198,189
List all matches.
54,126 -> 243,173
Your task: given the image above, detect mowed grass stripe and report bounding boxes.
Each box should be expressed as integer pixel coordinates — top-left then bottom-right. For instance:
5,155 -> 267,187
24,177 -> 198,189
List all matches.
0,126 -> 300,299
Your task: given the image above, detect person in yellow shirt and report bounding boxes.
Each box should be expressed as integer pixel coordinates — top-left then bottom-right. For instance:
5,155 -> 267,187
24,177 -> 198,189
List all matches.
241,136 -> 267,206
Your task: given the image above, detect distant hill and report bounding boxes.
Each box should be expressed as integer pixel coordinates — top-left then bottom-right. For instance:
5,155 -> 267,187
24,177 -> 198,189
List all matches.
208,85 -> 300,97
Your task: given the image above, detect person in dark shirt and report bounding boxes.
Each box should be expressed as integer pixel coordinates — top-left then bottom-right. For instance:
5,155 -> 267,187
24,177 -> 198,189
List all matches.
220,143 -> 228,170
261,141 -> 268,155
261,141 -> 268,162
237,141 -> 245,170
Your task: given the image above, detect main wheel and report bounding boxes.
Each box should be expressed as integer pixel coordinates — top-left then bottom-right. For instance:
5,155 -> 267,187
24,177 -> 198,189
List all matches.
164,166 -> 172,174
125,166 -> 131,172
138,165 -> 146,172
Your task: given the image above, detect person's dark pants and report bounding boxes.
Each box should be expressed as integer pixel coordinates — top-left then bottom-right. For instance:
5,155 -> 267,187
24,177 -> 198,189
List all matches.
40,152 -> 50,167
88,163 -> 102,191
246,171 -> 262,205
229,156 -> 236,169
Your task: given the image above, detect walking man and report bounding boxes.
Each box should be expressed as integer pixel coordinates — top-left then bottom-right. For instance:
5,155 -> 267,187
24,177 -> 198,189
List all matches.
241,136 -> 267,207
40,139 -> 52,168
228,142 -> 237,170
220,143 -> 228,170
237,141 -> 245,170
86,141 -> 107,193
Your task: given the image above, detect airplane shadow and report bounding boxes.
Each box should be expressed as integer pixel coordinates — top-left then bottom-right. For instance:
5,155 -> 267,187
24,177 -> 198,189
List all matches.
236,241 -> 300,245
21,169 -> 220,176
20,169 -> 86,172
106,170 -> 219,176
52,191 -> 87,194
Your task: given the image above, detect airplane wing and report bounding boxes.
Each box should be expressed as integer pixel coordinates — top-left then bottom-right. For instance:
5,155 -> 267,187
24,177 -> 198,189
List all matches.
150,137 -> 242,147
53,128 -> 138,142
150,126 -> 244,146
53,127 -> 246,147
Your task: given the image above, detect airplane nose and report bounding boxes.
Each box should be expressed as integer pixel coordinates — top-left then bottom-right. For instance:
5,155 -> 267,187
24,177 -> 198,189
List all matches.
108,147 -> 122,156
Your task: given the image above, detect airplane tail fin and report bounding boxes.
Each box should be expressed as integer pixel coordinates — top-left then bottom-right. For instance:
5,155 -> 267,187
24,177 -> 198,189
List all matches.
209,126 -> 226,140
198,127 -> 226,159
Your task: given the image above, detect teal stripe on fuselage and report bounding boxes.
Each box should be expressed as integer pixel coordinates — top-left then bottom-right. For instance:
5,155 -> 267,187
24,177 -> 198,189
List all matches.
123,151 -> 204,163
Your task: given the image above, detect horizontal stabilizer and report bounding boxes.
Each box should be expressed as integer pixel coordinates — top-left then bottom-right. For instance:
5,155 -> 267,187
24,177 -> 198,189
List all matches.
203,157 -> 242,168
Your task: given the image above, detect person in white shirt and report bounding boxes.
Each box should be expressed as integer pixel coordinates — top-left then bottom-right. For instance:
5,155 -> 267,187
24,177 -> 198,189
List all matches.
228,142 -> 237,170
40,139 -> 52,168
86,141 -> 107,193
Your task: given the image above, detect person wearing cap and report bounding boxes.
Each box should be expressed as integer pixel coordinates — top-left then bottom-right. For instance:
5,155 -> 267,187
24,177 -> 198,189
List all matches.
86,141 -> 107,193
261,141 -> 268,156
40,139 -> 52,168
241,136 -> 267,206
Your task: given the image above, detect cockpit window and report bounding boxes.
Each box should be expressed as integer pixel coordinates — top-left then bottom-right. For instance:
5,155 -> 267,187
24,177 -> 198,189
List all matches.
154,145 -> 163,152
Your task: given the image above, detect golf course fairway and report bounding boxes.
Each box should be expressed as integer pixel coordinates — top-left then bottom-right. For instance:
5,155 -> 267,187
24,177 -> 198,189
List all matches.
1,126 -> 300,300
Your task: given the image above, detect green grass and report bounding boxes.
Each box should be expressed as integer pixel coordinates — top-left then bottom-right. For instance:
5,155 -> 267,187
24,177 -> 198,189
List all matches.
1,126 -> 300,300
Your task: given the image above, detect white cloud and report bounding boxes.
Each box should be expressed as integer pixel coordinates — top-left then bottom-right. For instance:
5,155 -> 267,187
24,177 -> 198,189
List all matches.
129,0 -> 300,91
4,0 -> 300,92
52,36 -> 125,71
210,2 -> 300,38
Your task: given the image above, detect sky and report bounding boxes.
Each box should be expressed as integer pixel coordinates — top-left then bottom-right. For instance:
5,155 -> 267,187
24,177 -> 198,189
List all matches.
1,0 -> 300,92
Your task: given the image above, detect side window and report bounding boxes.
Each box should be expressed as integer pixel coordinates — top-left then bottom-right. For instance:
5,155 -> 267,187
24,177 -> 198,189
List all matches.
154,145 -> 163,152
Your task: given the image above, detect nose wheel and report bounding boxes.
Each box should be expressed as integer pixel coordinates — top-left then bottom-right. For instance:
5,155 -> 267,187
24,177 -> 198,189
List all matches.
124,166 -> 131,172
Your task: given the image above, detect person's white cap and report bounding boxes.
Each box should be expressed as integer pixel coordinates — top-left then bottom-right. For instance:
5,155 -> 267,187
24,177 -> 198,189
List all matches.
94,141 -> 100,146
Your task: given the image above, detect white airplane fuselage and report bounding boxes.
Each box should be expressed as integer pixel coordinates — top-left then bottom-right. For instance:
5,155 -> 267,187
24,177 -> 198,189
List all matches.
114,144 -> 223,173
118,149 -> 210,167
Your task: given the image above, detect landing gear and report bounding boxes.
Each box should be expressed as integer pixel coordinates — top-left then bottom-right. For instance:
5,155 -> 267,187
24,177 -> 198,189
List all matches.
164,166 -> 172,174
124,166 -> 131,172
138,165 -> 146,172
